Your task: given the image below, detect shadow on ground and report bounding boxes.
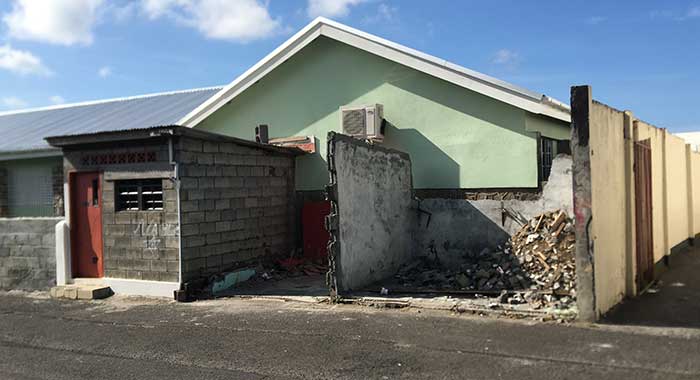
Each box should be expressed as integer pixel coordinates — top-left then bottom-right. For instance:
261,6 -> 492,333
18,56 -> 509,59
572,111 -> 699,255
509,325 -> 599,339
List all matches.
602,246 -> 700,328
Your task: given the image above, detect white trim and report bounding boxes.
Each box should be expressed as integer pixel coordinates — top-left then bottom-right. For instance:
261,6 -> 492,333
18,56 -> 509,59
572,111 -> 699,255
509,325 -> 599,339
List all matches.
0,86 -> 224,117
102,278 -> 179,298
0,149 -> 62,161
178,17 -> 570,127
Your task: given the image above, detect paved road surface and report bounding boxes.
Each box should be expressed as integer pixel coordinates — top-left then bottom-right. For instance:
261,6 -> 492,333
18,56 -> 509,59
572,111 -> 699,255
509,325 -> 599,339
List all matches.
0,292 -> 698,379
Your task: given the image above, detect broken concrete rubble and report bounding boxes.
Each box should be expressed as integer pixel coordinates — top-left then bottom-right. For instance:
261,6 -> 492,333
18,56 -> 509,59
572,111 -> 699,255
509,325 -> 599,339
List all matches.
381,210 -> 576,311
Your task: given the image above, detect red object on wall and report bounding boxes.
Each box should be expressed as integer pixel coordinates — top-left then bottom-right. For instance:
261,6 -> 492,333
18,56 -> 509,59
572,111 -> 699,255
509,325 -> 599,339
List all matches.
70,172 -> 104,278
302,201 -> 331,261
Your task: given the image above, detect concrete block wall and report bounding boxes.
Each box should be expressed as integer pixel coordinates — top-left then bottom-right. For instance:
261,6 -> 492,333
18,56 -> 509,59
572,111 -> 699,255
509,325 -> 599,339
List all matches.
176,136 -> 295,282
0,218 -> 61,290
64,142 -> 178,283
326,133 -> 416,293
101,178 -> 179,282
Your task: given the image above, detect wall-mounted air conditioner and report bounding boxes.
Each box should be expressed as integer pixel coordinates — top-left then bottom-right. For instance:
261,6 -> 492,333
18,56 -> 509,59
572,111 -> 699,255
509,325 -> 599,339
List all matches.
340,104 -> 384,141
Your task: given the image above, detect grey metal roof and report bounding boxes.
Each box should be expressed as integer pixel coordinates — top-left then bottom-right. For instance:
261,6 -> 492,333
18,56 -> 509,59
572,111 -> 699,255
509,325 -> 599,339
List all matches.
0,87 -> 222,155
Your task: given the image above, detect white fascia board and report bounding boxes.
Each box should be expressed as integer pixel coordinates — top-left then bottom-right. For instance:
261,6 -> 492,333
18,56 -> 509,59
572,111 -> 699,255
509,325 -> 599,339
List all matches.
0,148 -> 62,161
179,22 -> 324,127
180,18 -> 571,127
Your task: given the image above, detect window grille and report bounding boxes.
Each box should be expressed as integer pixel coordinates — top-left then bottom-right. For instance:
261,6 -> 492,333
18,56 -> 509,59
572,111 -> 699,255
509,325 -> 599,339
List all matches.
7,163 -> 53,217
115,179 -> 163,211
541,137 -> 555,182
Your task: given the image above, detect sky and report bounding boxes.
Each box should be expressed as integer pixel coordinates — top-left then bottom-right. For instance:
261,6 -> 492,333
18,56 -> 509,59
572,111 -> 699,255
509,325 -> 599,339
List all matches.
0,0 -> 699,132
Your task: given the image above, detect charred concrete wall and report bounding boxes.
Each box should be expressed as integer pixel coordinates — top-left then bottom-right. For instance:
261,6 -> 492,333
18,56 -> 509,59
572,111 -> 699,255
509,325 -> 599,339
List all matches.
413,155 -> 574,264
326,133 -> 416,293
0,218 -> 60,290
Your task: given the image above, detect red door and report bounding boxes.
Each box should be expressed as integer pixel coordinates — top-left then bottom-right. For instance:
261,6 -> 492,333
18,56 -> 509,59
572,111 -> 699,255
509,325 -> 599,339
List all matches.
302,201 -> 331,261
70,172 -> 103,278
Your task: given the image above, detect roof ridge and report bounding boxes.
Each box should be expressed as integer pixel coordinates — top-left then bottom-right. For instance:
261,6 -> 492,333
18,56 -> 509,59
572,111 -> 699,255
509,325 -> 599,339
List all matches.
0,86 -> 224,117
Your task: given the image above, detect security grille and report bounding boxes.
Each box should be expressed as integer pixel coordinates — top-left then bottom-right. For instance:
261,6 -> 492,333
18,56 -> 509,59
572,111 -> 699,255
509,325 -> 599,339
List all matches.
541,137 -> 554,181
116,179 -> 163,211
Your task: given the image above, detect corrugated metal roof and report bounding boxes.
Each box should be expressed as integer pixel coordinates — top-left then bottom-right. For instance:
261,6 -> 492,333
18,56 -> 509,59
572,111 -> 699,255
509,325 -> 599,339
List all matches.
0,87 -> 222,154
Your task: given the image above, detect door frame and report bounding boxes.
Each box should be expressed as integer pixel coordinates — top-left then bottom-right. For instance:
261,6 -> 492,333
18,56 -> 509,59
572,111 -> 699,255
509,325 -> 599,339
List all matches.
69,171 -> 104,278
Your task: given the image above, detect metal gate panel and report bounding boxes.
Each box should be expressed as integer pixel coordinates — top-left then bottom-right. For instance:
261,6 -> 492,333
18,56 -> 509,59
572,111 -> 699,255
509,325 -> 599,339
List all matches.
634,139 -> 654,290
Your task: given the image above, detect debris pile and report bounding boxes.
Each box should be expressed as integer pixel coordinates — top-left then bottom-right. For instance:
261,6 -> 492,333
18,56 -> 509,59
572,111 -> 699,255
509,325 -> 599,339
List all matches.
508,210 -> 576,309
390,209 -> 576,310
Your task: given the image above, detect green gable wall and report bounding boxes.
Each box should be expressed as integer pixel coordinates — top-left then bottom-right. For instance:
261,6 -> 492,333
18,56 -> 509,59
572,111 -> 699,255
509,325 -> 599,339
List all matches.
197,36 -> 570,190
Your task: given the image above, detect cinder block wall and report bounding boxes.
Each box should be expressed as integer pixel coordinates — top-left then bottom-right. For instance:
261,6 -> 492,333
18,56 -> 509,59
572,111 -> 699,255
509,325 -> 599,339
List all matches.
177,136 -> 295,282
0,218 -> 60,290
102,178 -> 179,282
64,143 -> 178,282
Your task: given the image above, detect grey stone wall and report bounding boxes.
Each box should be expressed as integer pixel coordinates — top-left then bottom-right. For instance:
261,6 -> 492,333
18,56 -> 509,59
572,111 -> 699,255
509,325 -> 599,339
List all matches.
176,136 -> 296,283
326,133 -> 416,293
0,218 -> 61,290
64,142 -> 178,282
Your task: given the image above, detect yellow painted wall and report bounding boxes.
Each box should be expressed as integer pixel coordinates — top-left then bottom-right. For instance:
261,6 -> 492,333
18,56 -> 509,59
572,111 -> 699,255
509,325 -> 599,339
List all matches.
692,152 -> 700,236
589,102 -> 627,314
665,134 -> 690,247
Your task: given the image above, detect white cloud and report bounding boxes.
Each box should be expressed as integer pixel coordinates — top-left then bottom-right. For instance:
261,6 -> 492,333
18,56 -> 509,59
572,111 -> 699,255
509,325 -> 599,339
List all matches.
98,66 -> 112,78
49,95 -> 65,105
364,3 -> 398,23
687,6 -> 700,18
492,49 -> 520,66
2,0 -> 103,46
141,0 -> 282,42
0,45 -> 51,76
307,0 -> 367,18
1,96 -> 28,110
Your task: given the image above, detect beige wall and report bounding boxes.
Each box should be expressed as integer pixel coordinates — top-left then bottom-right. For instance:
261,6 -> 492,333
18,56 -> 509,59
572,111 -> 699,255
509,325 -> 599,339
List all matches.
666,134 -> 690,247
589,102 -> 628,314
585,99 -> 700,318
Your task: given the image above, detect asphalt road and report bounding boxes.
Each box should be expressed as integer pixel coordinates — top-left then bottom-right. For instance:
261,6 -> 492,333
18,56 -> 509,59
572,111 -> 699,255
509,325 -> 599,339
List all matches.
0,292 -> 699,380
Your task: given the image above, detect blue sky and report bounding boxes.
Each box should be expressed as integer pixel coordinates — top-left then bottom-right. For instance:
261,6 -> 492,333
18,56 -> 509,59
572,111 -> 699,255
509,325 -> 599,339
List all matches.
0,0 -> 699,132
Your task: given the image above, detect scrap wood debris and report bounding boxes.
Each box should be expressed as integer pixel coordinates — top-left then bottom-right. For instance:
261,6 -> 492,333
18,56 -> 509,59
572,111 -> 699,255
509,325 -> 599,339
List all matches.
392,209 -> 576,310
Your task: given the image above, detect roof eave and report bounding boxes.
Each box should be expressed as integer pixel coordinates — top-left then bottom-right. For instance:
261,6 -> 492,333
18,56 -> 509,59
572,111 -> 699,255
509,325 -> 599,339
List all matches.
178,18 -> 570,127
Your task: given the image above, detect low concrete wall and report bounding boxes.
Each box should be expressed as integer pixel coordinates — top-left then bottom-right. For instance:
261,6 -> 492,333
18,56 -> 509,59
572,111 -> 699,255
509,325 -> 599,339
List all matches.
327,133 -> 416,293
0,218 -> 62,290
414,155 -> 573,263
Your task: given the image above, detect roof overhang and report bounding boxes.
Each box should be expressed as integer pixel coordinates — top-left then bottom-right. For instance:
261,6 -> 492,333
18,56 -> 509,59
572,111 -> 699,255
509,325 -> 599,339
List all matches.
45,125 -> 303,156
0,148 -> 62,162
178,17 -> 571,128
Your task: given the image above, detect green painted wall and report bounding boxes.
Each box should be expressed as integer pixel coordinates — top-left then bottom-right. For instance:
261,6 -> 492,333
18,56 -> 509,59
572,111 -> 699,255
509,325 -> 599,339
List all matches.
197,36 -> 570,190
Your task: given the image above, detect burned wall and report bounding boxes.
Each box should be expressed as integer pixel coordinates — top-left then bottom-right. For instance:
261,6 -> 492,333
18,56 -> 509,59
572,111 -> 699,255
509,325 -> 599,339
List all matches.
326,133 -> 416,293
177,136 -> 296,283
0,218 -> 60,290
63,142 -> 179,282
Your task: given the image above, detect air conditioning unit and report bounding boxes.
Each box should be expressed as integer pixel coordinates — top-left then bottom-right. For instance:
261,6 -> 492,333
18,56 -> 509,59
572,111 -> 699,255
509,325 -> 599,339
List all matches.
340,104 -> 384,141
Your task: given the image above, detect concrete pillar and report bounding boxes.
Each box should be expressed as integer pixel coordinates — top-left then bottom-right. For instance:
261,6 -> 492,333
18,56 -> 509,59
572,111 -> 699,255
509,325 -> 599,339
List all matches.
55,220 -> 71,286
623,112 -> 637,297
661,130 -> 670,257
570,85 -> 596,322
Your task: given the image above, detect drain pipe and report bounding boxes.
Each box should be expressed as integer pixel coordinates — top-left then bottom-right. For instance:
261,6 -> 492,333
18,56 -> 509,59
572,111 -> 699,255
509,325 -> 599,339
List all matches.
167,134 -> 183,287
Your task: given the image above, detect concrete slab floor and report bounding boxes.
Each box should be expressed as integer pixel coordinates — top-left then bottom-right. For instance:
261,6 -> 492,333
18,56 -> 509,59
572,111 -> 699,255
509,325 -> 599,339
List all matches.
603,245 -> 700,328
0,291 -> 699,379
217,272 -> 329,297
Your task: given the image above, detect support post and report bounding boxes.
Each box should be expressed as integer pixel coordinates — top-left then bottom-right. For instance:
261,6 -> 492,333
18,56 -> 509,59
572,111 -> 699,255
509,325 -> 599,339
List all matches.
571,85 -> 596,322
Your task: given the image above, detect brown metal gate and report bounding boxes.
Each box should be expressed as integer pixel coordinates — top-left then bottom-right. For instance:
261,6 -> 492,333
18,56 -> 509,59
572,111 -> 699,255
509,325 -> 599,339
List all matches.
634,139 -> 654,290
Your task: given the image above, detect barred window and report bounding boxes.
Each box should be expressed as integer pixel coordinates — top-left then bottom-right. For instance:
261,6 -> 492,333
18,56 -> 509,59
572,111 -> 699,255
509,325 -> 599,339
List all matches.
541,137 -> 555,182
115,179 -> 163,211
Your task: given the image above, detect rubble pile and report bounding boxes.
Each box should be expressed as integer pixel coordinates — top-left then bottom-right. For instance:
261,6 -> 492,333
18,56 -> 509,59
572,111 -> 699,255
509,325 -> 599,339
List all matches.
508,210 -> 576,309
391,209 -> 576,310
